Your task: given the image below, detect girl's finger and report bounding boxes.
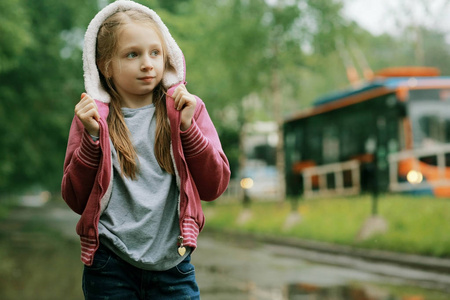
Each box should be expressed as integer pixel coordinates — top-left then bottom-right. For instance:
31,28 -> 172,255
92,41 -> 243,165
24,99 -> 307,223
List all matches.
172,89 -> 178,100
173,84 -> 187,100
94,110 -> 101,122
78,95 -> 100,119
175,93 -> 184,109
78,102 -> 95,114
177,97 -> 185,111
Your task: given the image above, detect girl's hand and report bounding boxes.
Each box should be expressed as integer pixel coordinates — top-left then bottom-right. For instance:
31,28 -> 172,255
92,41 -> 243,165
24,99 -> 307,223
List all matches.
75,93 -> 100,137
173,84 -> 197,131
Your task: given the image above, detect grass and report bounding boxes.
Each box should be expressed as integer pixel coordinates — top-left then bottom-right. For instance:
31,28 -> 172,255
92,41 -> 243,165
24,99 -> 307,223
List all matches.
203,194 -> 450,257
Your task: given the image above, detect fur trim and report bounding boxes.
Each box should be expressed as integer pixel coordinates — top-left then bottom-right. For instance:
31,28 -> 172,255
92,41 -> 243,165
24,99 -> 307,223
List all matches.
83,0 -> 185,103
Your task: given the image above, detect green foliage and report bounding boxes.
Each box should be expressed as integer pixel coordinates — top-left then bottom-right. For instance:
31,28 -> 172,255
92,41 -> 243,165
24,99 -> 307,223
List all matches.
0,0 -> 33,72
0,0 -> 98,193
421,28 -> 450,75
203,195 -> 450,257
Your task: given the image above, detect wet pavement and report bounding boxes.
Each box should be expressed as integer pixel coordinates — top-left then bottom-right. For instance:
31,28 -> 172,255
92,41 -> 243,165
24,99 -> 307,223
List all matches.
193,232 -> 450,300
2,202 -> 450,300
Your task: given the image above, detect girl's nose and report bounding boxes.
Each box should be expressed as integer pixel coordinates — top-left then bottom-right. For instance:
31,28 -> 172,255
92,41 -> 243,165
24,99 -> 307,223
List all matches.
140,55 -> 153,71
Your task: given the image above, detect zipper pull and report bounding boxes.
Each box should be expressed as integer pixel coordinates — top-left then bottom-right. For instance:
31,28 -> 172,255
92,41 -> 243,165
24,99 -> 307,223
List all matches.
177,235 -> 186,256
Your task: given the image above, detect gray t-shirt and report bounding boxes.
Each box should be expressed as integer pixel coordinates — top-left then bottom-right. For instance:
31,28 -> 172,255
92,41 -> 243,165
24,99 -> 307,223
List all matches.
98,104 -> 189,271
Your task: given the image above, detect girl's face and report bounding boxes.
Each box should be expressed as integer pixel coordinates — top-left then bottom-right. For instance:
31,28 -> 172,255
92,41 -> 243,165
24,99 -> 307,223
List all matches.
110,22 -> 165,108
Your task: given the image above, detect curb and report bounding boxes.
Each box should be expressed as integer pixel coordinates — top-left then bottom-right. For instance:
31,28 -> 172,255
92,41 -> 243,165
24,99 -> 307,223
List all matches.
203,229 -> 450,274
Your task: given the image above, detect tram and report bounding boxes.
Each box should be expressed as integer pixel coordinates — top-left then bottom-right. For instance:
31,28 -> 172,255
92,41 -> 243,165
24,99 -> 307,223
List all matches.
284,67 -> 450,198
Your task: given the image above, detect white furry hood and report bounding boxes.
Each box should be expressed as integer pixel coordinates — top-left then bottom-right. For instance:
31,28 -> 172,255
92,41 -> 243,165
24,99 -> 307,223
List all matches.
82,0 -> 185,103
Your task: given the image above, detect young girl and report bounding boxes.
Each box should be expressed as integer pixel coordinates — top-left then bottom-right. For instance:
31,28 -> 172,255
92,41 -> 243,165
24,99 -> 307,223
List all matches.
61,1 -> 230,299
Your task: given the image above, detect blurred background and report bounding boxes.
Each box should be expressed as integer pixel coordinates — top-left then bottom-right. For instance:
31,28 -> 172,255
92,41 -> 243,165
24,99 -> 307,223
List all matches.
1,0 -> 450,299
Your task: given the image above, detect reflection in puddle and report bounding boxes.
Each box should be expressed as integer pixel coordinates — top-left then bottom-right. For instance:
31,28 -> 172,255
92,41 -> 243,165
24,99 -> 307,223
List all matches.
287,283 -> 428,300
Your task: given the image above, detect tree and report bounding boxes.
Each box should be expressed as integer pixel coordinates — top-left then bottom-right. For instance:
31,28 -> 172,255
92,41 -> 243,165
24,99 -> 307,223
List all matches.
0,0 -> 99,195
0,0 -> 33,73
167,0 -> 351,182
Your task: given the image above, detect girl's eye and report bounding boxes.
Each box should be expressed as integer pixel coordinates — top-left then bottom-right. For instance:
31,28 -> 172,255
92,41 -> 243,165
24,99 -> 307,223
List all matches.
126,52 -> 138,58
151,50 -> 159,56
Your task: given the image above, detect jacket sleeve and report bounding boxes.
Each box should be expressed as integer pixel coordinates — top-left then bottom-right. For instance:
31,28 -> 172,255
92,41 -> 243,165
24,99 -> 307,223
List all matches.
61,116 -> 101,214
180,98 -> 231,201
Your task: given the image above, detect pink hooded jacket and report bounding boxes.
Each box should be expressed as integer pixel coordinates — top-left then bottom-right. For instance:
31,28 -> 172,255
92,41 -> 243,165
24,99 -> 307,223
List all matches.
61,0 -> 230,266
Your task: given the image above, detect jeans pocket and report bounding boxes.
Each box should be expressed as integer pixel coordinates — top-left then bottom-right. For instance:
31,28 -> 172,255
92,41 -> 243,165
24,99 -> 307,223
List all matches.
174,255 -> 195,275
86,245 -> 112,271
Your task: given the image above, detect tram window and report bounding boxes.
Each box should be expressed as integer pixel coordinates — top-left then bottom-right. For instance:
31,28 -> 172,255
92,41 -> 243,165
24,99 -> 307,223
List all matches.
285,131 -> 301,163
341,125 -> 357,159
323,126 -> 339,163
410,99 -> 450,147
418,116 -> 446,145
341,110 -> 373,159
385,116 -> 399,153
410,89 -> 441,101
308,124 -> 322,162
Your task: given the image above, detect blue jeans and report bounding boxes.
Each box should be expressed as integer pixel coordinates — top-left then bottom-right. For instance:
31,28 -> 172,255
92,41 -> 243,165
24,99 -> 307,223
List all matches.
82,244 -> 200,300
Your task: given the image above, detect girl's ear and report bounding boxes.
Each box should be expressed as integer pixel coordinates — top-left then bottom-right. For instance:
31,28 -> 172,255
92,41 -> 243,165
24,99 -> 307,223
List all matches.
97,61 -> 111,78
104,70 -> 111,79
101,68 -> 111,79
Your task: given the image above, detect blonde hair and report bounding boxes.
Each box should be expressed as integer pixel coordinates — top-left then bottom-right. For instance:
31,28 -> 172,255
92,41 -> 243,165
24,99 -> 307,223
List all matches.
96,9 -> 174,178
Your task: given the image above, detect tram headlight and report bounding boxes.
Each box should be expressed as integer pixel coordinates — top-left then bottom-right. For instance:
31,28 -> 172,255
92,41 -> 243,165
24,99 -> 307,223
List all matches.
240,177 -> 254,190
406,170 -> 423,184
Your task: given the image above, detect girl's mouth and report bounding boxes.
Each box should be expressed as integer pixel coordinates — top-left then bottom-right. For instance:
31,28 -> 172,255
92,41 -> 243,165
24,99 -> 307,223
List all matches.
139,76 -> 154,83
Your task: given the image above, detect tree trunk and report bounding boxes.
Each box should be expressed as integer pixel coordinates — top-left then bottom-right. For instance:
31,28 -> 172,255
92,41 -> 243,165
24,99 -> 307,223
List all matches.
272,54 -> 286,201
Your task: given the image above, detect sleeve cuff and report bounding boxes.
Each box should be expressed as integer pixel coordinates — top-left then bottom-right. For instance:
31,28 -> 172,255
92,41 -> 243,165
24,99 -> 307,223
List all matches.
77,130 -> 101,167
180,119 -> 209,157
